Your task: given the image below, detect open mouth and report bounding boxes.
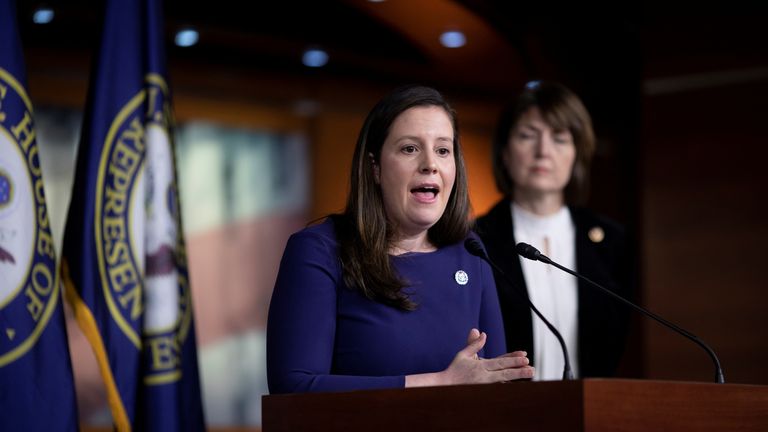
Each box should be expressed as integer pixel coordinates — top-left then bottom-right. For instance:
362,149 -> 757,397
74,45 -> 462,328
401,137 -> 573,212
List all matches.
410,184 -> 440,201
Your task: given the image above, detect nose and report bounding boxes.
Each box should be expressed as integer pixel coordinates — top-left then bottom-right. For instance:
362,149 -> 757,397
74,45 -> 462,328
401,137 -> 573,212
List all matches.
420,152 -> 438,174
535,134 -> 555,157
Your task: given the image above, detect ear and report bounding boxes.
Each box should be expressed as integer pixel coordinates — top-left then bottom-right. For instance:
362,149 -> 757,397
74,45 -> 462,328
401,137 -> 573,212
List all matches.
369,152 -> 380,184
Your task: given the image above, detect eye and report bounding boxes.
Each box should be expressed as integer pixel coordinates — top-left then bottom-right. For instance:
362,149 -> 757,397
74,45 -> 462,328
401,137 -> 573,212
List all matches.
436,147 -> 451,156
401,144 -> 418,154
553,133 -> 573,144
516,131 -> 535,140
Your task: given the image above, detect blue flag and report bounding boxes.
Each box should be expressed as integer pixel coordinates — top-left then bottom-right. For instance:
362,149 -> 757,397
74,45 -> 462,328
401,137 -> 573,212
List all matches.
0,0 -> 79,430
60,0 -> 205,430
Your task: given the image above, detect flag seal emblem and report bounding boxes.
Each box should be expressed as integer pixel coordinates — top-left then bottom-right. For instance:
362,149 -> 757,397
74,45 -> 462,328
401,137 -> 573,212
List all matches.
0,68 -> 60,367
94,74 -> 192,383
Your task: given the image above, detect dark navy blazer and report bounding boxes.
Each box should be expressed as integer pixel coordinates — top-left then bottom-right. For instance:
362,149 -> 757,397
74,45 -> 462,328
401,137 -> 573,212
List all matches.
475,199 -> 633,378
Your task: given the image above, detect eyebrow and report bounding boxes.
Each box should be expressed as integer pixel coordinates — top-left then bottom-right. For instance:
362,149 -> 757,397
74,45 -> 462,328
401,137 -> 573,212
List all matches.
518,123 -> 570,135
517,123 -> 541,131
395,135 -> 454,143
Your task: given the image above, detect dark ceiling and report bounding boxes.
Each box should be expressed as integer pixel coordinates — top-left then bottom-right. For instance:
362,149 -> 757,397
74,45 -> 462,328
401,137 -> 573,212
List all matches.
14,0 -> 768,111
12,0 -> 768,228
13,0 -> 639,94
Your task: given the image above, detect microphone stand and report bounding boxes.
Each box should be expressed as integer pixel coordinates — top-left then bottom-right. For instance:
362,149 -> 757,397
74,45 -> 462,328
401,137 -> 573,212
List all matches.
465,239 -> 574,380
517,243 -> 725,384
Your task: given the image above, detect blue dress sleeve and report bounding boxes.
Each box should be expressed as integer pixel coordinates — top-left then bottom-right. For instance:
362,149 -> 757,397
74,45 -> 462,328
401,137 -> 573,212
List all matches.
266,227 -> 405,394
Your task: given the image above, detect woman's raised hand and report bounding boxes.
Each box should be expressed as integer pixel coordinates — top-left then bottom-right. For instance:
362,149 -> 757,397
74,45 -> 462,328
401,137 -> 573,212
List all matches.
405,328 -> 534,387
440,328 -> 534,385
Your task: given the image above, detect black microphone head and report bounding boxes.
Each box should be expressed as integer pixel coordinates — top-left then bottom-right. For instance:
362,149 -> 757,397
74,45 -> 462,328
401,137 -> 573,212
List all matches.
464,238 -> 487,259
515,242 -> 542,261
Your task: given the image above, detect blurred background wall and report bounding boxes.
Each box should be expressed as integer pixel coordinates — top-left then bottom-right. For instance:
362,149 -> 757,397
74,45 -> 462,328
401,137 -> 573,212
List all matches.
14,0 -> 768,428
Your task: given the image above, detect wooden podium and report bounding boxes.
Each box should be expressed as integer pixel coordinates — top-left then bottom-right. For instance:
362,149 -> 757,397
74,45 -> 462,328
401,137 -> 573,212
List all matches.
262,379 -> 768,431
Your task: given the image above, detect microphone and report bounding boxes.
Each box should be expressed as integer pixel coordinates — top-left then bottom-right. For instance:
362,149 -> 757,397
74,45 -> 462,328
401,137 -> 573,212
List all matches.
515,242 -> 725,384
465,238 -> 574,380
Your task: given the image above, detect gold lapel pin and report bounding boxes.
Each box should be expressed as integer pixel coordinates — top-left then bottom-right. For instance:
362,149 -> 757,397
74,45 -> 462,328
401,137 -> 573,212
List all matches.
588,226 -> 605,243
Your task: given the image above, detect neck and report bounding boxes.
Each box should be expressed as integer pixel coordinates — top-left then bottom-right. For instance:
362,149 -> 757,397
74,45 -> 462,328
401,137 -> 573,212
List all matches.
390,230 -> 435,255
513,189 -> 565,216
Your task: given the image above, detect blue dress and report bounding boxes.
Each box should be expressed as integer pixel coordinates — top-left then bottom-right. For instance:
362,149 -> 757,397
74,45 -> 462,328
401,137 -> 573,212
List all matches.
266,219 -> 506,394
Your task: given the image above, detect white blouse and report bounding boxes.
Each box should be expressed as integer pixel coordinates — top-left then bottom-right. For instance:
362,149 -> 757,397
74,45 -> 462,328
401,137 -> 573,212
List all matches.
511,202 -> 579,380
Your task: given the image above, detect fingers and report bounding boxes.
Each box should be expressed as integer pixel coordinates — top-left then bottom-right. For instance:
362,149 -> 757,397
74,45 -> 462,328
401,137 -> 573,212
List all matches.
458,330 -> 486,359
496,350 -> 527,358
498,366 -> 535,381
466,328 -> 483,360
466,328 -> 481,345
483,354 -> 530,371
444,331 -> 534,385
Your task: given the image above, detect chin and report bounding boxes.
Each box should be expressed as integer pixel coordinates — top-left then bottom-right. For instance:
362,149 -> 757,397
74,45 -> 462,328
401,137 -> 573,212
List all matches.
526,182 -> 566,194
409,215 -> 442,230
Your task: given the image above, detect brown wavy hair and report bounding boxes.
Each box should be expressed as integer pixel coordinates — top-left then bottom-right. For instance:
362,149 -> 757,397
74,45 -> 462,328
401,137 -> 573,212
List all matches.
491,81 -> 596,204
334,85 -> 471,310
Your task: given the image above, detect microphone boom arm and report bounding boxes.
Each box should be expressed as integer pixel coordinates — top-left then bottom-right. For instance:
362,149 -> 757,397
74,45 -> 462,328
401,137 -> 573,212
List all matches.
522,243 -> 725,384
465,239 -> 574,380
